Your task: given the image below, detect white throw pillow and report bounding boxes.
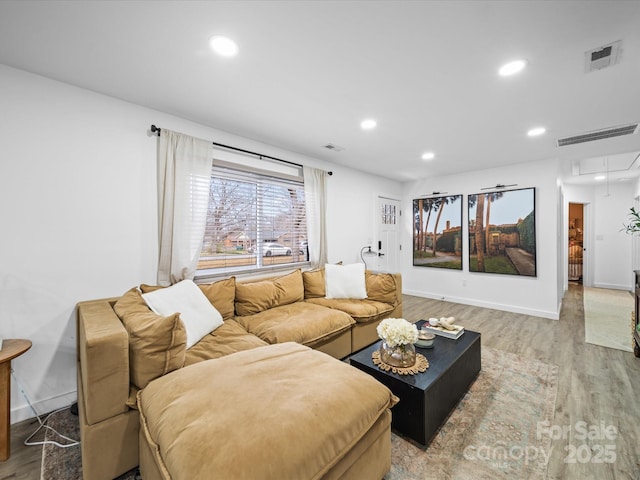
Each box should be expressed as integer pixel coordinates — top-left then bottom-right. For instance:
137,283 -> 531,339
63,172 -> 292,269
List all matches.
142,279 -> 223,349
325,263 -> 367,299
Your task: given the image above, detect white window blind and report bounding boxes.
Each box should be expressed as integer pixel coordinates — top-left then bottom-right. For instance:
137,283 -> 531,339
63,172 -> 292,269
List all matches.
196,157 -> 309,277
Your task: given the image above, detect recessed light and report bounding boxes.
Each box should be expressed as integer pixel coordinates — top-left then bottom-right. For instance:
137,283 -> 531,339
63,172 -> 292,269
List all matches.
421,152 -> 435,161
209,35 -> 239,57
594,174 -> 606,181
360,119 -> 377,130
499,59 -> 527,76
527,126 -> 546,137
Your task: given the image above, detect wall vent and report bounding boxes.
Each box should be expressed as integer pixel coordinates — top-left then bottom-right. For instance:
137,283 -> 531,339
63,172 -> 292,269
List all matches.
557,123 -> 639,147
585,40 -> 621,73
322,143 -> 345,152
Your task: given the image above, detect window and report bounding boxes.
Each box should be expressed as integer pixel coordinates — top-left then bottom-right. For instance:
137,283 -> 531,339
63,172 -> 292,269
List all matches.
196,156 -> 309,278
381,202 -> 397,225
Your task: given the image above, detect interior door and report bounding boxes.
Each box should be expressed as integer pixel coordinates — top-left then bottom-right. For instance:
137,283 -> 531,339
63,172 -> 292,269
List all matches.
376,197 -> 400,273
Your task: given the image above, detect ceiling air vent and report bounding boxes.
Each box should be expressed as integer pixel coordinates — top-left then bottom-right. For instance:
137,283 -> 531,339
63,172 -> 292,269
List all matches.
585,40 -> 621,73
557,123 -> 639,147
322,143 -> 345,152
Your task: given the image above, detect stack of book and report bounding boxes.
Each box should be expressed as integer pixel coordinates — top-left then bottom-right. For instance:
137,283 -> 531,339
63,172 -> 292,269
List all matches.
422,323 -> 464,340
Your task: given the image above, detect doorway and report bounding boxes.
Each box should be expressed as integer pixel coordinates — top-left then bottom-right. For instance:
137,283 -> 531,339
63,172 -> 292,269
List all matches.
568,203 -> 584,284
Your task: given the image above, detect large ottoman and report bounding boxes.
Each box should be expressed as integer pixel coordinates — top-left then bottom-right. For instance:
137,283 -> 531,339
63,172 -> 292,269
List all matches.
137,342 -> 398,480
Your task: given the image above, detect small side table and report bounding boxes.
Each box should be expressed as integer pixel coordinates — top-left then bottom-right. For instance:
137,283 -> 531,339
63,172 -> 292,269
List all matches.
0,339 -> 32,461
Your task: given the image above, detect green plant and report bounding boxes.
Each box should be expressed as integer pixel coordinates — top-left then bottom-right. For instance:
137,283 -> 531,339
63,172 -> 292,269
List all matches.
621,207 -> 640,235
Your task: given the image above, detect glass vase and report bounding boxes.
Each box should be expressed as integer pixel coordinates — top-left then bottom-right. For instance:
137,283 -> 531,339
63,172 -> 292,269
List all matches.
379,341 -> 416,368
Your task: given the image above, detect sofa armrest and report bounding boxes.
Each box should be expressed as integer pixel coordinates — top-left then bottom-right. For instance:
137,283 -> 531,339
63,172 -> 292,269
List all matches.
77,298 -> 130,425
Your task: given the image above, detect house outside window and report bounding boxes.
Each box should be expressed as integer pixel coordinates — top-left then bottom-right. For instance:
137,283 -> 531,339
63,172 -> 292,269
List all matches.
196,155 -> 309,279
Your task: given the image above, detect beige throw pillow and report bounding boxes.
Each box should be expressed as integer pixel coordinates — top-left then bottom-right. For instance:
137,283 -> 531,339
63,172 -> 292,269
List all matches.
365,271 -> 397,304
114,288 -> 186,389
302,268 -> 325,298
198,277 -> 236,321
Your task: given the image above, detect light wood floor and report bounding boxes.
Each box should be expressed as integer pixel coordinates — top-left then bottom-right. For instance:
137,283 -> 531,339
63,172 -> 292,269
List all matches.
2,284 -> 639,479
402,284 -> 640,480
1,414 -> 42,480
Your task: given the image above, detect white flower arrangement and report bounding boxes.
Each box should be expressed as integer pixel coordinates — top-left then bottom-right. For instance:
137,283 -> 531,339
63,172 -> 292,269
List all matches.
376,318 -> 419,347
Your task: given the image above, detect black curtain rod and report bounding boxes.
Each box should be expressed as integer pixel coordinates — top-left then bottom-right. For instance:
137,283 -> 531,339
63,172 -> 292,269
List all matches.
150,125 -> 332,175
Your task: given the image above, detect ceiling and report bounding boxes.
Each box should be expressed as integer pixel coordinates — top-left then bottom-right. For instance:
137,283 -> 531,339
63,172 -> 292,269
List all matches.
1,0 -> 639,184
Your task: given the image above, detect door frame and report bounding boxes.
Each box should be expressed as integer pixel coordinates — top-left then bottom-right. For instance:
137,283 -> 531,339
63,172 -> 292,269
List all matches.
564,197 -> 592,290
582,203 -> 593,287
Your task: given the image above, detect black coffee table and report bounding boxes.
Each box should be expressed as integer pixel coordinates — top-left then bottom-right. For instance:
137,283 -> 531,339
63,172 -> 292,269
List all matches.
348,320 -> 481,445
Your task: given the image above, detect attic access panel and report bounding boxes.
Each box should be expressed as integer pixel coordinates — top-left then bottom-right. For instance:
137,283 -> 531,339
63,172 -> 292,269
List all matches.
572,152 -> 640,177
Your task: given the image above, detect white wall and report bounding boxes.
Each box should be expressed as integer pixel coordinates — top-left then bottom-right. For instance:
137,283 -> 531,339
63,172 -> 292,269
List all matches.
592,182 -> 633,290
0,64 -> 401,423
0,65 -> 160,422
326,169 -> 400,265
401,159 -> 561,319
633,178 -> 640,272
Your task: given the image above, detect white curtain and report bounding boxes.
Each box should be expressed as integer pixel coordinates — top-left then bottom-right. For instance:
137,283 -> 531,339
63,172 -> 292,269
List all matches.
303,166 -> 329,267
157,129 -> 213,285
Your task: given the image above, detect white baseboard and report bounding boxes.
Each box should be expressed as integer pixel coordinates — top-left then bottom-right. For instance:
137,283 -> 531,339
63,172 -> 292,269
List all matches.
11,390 -> 77,424
403,289 -> 560,320
592,283 -> 633,292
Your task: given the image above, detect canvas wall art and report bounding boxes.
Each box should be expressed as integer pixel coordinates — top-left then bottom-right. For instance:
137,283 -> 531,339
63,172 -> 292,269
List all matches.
413,194 -> 463,270
467,187 -> 536,276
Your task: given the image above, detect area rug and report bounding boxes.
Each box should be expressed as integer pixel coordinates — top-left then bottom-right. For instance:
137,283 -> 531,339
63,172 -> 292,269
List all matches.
42,348 -> 557,480
386,347 -> 559,480
584,287 -> 634,352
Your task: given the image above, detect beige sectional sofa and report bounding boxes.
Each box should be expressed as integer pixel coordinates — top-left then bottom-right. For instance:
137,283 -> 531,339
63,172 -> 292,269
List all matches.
76,268 -> 402,479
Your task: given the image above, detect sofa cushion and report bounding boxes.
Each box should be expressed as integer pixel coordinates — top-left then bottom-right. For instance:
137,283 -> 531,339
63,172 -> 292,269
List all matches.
141,277 -> 236,322
302,268 -> 325,298
142,279 -> 224,349
365,270 -> 398,304
137,342 -> 397,480
235,269 -> 304,316
184,320 -> 268,366
325,263 -> 367,299
234,302 -> 354,348
114,288 -> 187,389
305,297 -> 394,323
198,277 -> 236,321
